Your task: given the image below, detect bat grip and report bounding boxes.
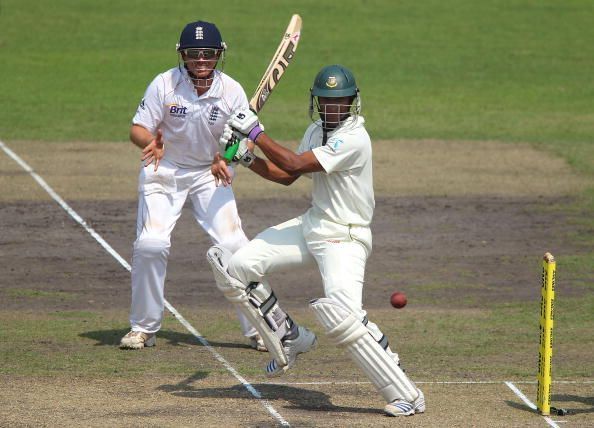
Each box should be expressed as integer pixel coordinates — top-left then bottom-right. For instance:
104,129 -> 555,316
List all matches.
223,141 -> 240,162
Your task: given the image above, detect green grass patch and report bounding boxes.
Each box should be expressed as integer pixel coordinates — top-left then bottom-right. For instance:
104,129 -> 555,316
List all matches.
374,296 -> 594,380
2,304 -> 591,380
1,0 -> 594,178
0,310 -> 207,377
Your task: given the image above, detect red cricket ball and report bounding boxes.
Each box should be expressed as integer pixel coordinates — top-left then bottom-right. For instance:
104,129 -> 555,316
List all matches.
390,291 -> 407,309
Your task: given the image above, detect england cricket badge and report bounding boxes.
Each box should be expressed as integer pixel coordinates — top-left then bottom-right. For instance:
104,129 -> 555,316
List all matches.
326,76 -> 337,88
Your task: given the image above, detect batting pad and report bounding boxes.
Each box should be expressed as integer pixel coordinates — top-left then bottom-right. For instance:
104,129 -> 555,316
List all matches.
206,246 -> 288,367
310,297 -> 418,403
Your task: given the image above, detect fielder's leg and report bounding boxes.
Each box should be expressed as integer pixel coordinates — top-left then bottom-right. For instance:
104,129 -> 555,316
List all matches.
188,173 -> 263,344
310,297 -> 424,416
122,185 -> 186,349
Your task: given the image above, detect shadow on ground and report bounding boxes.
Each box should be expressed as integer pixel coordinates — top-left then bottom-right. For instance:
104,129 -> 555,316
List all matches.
551,393 -> 594,415
505,393 -> 594,417
80,329 -> 252,350
157,371 -> 379,414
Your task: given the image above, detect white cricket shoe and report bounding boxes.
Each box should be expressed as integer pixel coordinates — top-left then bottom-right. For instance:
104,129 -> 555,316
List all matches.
384,389 -> 425,417
265,326 -> 317,377
249,334 -> 268,352
119,331 -> 156,349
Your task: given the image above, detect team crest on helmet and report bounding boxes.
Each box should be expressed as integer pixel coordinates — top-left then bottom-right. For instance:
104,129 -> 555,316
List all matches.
326,76 -> 337,88
195,26 -> 204,40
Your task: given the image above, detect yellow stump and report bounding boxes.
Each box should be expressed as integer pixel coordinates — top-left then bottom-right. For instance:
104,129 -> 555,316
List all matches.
537,252 -> 556,415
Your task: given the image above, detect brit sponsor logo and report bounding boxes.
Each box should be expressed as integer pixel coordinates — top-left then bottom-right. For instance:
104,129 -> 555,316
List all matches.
168,104 -> 188,118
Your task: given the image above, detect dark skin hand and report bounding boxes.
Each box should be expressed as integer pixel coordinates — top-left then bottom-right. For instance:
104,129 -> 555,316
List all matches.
212,96 -> 354,186
211,135 -> 322,187
248,95 -> 354,182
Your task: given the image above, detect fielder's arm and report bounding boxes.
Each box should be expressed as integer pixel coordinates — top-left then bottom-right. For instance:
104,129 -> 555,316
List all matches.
129,124 -> 164,171
130,124 -> 155,149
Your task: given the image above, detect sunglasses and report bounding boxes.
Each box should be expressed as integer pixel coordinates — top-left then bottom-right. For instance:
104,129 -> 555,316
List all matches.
182,48 -> 220,60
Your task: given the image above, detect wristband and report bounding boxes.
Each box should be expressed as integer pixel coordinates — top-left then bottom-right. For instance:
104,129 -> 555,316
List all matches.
239,151 -> 256,168
248,125 -> 264,143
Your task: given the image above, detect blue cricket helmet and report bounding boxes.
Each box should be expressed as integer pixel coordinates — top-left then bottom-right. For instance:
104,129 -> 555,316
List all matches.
177,20 -> 225,51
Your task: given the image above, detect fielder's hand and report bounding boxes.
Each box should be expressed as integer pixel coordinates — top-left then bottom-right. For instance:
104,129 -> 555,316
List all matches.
141,129 -> 164,171
228,108 -> 265,142
211,152 -> 233,187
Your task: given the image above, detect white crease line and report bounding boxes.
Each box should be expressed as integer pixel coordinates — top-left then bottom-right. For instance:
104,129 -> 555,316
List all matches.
266,380 -> 592,385
504,381 -> 537,411
0,140 -> 290,428
543,417 -> 563,428
505,381 -> 560,428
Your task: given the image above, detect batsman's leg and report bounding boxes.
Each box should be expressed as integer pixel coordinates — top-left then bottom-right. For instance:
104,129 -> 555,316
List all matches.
207,245 -> 292,368
226,218 -> 318,376
208,245 -> 317,375
310,297 -> 424,416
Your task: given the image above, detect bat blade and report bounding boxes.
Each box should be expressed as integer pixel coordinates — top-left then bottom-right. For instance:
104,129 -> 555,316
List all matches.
249,14 -> 302,113
223,14 -> 302,161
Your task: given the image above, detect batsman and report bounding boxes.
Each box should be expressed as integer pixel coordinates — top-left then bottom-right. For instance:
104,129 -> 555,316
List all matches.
208,64 -> 425,416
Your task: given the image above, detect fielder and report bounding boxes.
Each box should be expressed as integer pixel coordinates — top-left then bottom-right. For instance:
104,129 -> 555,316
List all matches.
120,20 -> 266,352
209,65 -> 425,416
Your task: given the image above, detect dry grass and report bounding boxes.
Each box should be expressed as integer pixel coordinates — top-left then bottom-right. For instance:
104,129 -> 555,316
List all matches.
0,139 -> 588,202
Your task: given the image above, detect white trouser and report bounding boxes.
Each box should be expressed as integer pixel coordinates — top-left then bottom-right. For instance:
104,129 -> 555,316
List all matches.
228,213 -> 386,344
130,161 -> 254,336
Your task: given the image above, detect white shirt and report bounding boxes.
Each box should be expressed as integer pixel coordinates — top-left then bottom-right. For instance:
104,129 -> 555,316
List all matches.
297,116 -> 375,228
132,67 -> 249,168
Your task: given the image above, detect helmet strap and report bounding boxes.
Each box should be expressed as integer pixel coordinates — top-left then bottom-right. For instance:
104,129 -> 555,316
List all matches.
184,64 -> 214,89
179,57 -> 222,93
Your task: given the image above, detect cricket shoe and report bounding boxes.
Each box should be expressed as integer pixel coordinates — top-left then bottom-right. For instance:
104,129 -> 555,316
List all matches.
384,389 -> 425,417
249,334 -> 268,352
265,326 -> 317,377
119,331 -> 156,349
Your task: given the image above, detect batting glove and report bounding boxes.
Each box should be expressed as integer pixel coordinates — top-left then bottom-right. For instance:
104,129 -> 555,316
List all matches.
218,124 -> 255,167
228,108 -> 265,142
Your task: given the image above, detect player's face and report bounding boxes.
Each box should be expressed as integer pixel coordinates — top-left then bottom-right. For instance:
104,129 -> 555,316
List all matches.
317,96 -> 353,129
181,49 -> 221,78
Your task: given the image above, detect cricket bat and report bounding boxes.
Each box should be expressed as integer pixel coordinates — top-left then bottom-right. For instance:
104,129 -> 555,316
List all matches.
223,14 -> 302,161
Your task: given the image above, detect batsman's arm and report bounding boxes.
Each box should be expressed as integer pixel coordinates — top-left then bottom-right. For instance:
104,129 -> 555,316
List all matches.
248,156 -> 300,186
252,132 -> 323,175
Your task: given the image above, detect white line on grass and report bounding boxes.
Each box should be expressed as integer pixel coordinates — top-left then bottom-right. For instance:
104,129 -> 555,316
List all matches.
0,140 -> 290,428
265,380 -> 592,386
505,381 -> 561,428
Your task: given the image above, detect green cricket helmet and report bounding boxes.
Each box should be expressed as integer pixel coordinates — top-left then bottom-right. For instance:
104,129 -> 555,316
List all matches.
311,64 -> 358,97
309,64 -> 361,128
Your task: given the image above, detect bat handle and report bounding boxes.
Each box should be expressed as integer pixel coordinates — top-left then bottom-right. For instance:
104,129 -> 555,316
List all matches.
223,141 -> 240,162
223,107 -> 259,161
